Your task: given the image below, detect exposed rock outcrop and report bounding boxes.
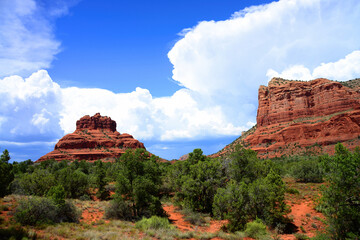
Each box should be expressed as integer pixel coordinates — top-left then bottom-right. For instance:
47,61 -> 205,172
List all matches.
212,78 -> 360,158
36,113 -> 145,162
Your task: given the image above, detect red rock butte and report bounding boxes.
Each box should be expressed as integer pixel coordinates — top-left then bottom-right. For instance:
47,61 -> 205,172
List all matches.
36,113 -> 145,162
212,77 -> 360,158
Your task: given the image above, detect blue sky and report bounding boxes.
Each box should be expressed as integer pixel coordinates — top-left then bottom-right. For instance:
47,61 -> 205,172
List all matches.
50,0 -> 272,95
1,0 -> 360,162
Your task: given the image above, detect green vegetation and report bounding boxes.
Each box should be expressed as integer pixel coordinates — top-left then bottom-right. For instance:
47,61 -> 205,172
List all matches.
0,149 -> 14,197
319,143 -> 360,239
107,148 -> 165,220
94,160 -> 110,200
244,218 -> 269,239
14,196 -> 79,225
169,147 -> 289,232
290,158 -> 324,183
135,216 -> 174,230
172,149 -> 226,213
1,143 -> 360,239
294,233 -> 309,240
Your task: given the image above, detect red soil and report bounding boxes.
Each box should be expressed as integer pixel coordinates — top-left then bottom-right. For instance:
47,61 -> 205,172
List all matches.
163,205 -> 193,232
281,200 -> 326,240
163,204 -> 228,233
80,207 -> 106,224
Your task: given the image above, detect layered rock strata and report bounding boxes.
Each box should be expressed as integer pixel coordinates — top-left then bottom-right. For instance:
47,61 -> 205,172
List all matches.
213,78 -> 360,158
36,113 -> 145,162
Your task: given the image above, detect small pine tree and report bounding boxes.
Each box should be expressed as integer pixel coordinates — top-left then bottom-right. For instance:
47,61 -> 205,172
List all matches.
0,149 -> 14,197
95,161 -> 110,200
321,143 -> 360,239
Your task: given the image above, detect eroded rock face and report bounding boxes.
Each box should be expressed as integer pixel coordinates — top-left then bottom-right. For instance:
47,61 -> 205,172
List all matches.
212,78 -> 360,158
36,113 -> 145,162
245,78 -> 360,158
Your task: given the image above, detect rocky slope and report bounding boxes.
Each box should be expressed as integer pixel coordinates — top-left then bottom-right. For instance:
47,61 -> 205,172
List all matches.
212,78 -> 360,158
36,113 -> 145,162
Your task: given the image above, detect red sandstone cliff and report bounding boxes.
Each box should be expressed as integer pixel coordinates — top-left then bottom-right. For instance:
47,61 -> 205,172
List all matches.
212,78 -> 360,158
36,113 -> 145,162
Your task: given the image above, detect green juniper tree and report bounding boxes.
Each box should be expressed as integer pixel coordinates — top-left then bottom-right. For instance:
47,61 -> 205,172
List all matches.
0,149 -> 14,197
320,143 -> 360,239
106,148 -> 164,220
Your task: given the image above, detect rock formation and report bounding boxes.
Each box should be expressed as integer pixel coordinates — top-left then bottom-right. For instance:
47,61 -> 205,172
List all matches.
36,113 -> 145,162
212,78 -> 360,158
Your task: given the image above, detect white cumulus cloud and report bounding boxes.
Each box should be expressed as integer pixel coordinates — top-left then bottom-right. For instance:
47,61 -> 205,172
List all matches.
0,70 -> 245,145
168,0 -> 360,126
0,70 -> 62,141
267,50 -> 360,81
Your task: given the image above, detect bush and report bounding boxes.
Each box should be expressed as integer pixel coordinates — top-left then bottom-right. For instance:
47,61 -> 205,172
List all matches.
14,196 -> 79,225
47,185 -> 66,206
291,159 -> 323,183
173,149 -> 226,213
57,168 -> 89,198
286,188 -> 300,194
115,149 -> 164,219
244,218 -> 268,239
14,197 -> 58,225
181,208 -> 207,226
0,226 -> 36,240
135,216 -> 173,230
293,233 -> 309,240
213,170 -> 289,232
11,169 -> 56,196
311,232 -> 331,240
105,197 -> 133,221
56,200 -> 80,223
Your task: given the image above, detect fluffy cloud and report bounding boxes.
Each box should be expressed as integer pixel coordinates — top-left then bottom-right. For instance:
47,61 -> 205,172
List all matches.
0,70 -> 245,146
0,70 -> 62,141
60,79 -> 246,141
168,0 -> 360,120
0,0 -> 77,77
267,51 -> 360,81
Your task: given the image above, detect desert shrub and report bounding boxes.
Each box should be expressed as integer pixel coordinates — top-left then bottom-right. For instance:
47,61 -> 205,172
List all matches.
14,197 -> 58,225
244,218 -> 268,239
105,196 -> 133,221
293,233 -> 309,240
213,170 -> 289,232
291,158 -> 323,183
320,144 -> 360,239
311,232 -> 331,240
172,149 -> 226,213
213,181 -> 249,231
180,158 -> 225,213
0,226 -> 36,240
79,194 -> 91,201
114,149 -> 164,219
0,149 -> 14,197
286,188 -> 300,194
11,159 -> 33,176
56,200 -> 80,223
11,168 -> 56,196
228,146 -> 265,184
57,168 -> 89,198
47,185 -> 66,206
181,208 -> 207,226
14,196 -> 79,225
135,216 -> 173,230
